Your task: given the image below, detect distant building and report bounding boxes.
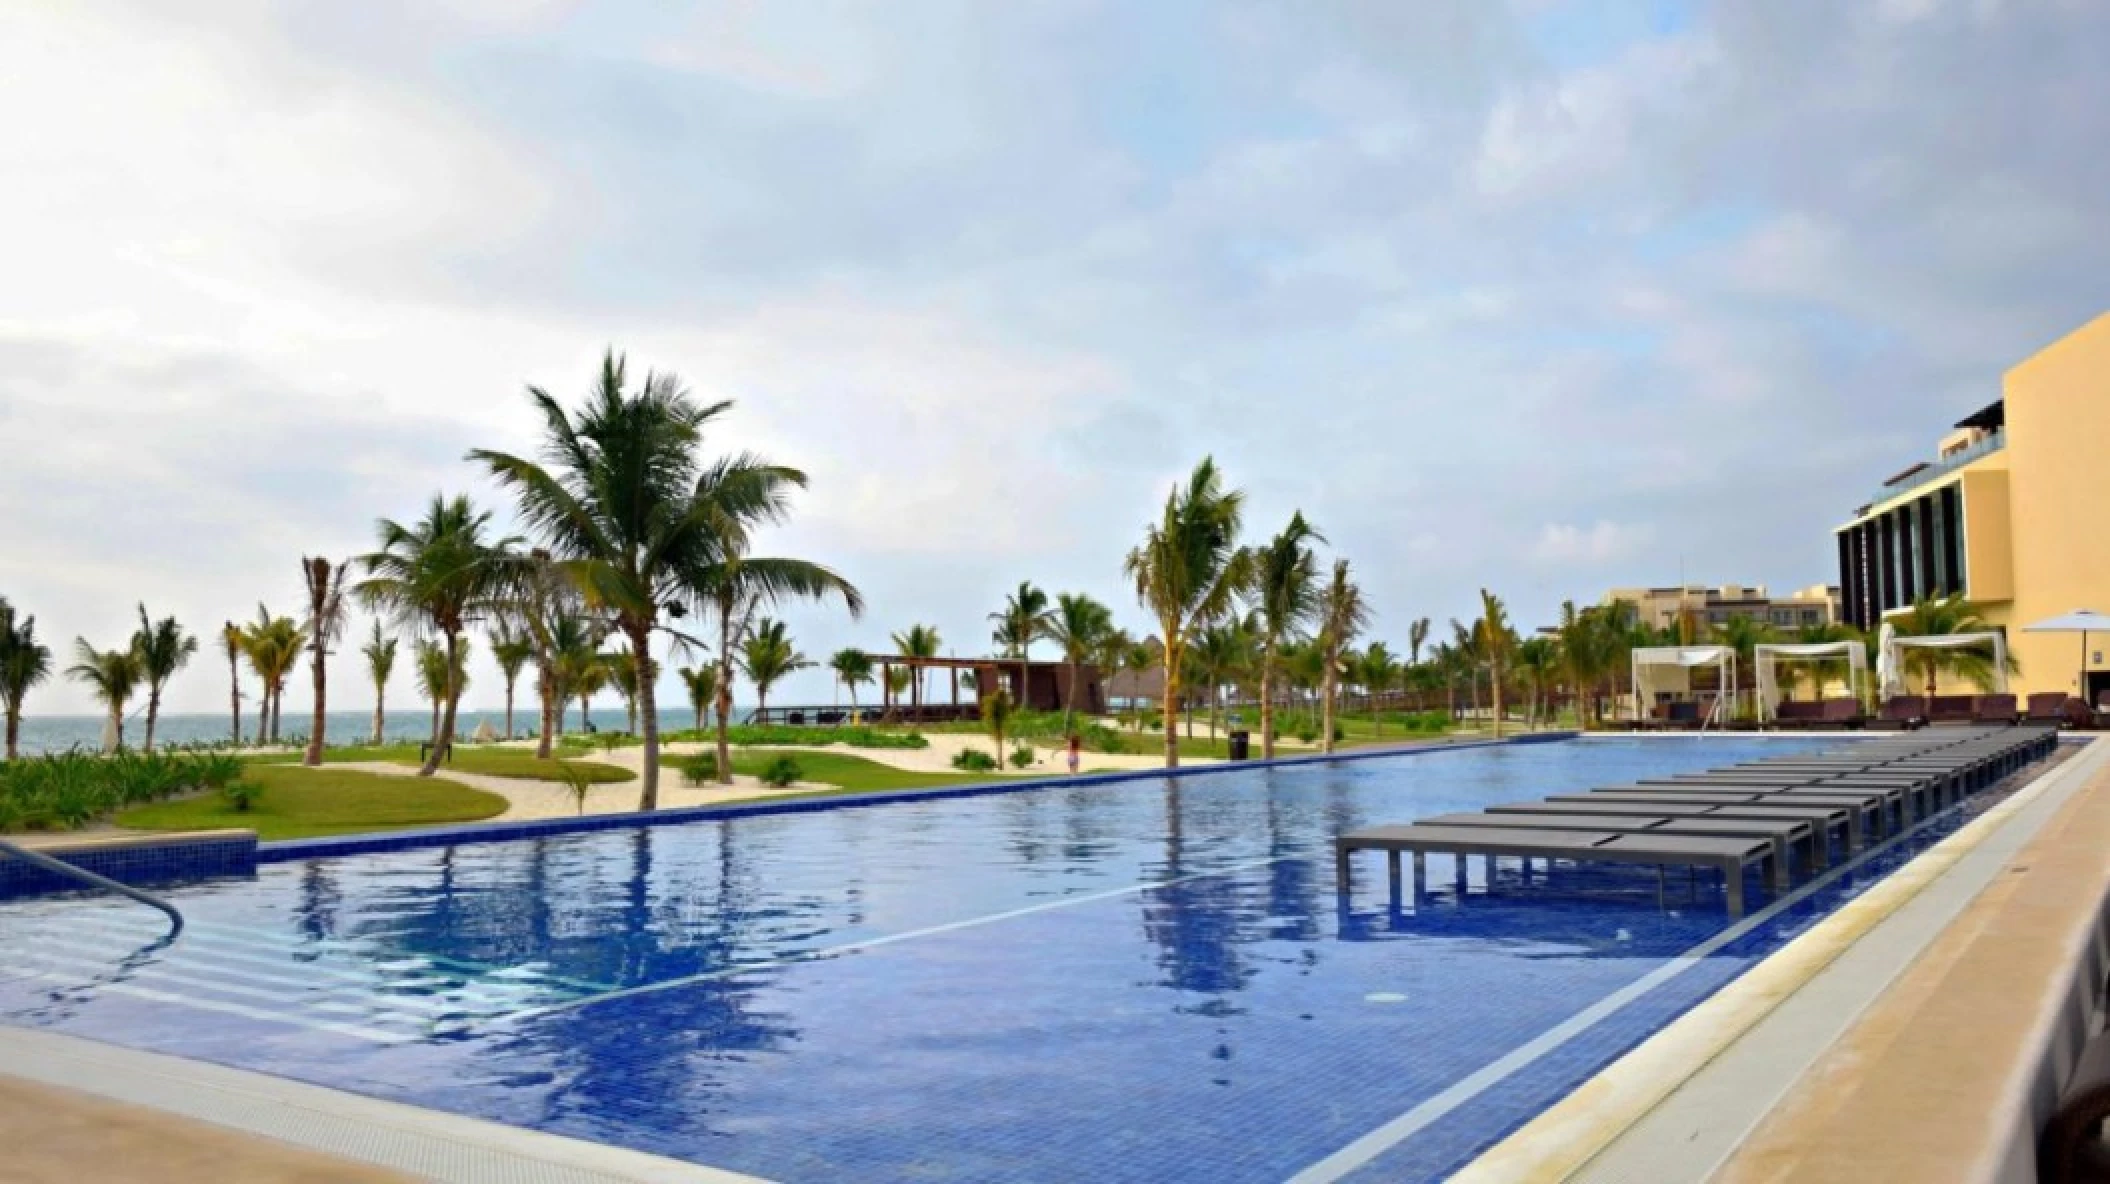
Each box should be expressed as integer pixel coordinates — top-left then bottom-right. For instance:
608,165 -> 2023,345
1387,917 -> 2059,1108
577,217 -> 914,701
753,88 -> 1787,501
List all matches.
1602,584 -> 1841,633
1834,311 -> 2110,701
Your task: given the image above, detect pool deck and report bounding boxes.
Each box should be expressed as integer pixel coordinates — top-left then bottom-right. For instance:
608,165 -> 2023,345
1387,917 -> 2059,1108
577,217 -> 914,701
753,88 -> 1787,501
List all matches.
1458,733 -> 2110,1183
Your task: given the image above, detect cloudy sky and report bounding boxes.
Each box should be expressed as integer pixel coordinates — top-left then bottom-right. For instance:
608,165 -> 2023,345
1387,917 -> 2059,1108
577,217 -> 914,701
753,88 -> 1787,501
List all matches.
3,0 -> 2105,717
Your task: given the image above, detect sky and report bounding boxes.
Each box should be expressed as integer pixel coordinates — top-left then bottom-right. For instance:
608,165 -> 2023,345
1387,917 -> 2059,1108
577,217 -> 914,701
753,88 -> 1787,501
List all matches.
2,0 -> 2106,717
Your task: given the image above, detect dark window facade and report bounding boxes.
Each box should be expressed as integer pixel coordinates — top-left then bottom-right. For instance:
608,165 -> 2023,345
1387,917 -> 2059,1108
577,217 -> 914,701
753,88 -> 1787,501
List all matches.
1837,483 -> 1969,629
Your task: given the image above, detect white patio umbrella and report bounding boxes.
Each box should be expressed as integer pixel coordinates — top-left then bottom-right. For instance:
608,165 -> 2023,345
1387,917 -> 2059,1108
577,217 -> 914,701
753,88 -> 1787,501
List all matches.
2021,608 -> 2110,700
1875,622 -> 1902,699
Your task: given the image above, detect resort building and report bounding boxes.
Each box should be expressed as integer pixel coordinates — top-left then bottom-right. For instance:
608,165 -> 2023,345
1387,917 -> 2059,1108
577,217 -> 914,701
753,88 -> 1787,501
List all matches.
1834,311 -> 2110,701
1602,583 -> 1841,633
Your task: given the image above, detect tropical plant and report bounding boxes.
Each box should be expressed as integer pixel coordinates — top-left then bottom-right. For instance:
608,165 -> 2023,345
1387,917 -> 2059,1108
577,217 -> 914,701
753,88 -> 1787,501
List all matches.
1042,593 -> 1113,730
555,760 -> 599,815
1189,618 -> 1252,742
543,601 -> 605,750
236,607 -> 305,746
1515,636 -> 1559,729
758,754 -> 805,788
355,493 -> 515,775
980,685 -> 1015,770
1124,458 -> 1247,767
604,647 -> 640,734
1477,589 -> 1514,738
489,619 -> 535,741
1354,642 -> 1402,734
361,620 -> 397,746
740,618 -> 812,720
218,620 -> 244,745
989,582 -> 1052,714
891,624 -> 942,718
679,664 -> 718,731
127,605 -> 197,754
1710,613 -> 1776,713
1892,595 -> 2017,695
1316,560 -> 1369,753
68,638 -> 144,752
299,556 -> 352,765
1408,617 -> 1431,668
0,598 -> 53,760
414,638 -> 472,745
474,349 -> 859,809
572,654 -> 607,733
828,648 -> 873,716
1248,511 -> 1324,758
951,747 -> 999,772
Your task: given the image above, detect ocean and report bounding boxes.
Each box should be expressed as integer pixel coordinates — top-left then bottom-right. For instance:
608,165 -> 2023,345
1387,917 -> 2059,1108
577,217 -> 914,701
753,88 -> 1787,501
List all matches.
3,704 -> 748,755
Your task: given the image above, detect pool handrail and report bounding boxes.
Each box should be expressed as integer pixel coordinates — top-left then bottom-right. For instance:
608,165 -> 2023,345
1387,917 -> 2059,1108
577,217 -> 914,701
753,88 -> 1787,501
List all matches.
0,838 -> 183,937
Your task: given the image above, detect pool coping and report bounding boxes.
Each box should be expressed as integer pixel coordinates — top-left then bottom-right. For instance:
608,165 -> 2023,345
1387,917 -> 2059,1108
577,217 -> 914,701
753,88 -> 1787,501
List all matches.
1448,733 -> 2107,1182
0,1026 -> 767,1183
253,732 -> 1574,863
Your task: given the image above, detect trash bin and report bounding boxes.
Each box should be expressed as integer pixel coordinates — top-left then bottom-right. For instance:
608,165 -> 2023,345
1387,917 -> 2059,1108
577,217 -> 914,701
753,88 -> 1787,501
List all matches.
1228,730 -> 1250,760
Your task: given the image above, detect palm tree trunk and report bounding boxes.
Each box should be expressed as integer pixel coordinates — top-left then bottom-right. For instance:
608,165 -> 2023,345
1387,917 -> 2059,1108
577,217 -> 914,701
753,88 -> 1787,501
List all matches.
1162,638 -> 1182,769
1491,660 -> 1505,739
144,688 -> 161,753
628,620 -> 660,812
580,694 -> 592,732
1064,655 -> 1080,733
228,650 -> 242,745
304,635 -> 328,767
1321,663 -> 1337,754
535,667 -> 555,758
429,698 -> 439,745
1260,648 -> 1276,759
420,631 -> 461,776
503,676 -> 516,741
714,614 -> 736,784
4,707 -> 18,760
372,680 -> 386,747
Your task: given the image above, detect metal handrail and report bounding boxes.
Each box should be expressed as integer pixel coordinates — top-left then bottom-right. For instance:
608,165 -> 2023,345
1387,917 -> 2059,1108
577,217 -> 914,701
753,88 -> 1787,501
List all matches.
0,839 -> 183,937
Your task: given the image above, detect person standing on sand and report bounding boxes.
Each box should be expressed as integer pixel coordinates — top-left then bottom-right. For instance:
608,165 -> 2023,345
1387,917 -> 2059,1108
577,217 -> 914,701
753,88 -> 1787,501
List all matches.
1065,734 -> 1082,775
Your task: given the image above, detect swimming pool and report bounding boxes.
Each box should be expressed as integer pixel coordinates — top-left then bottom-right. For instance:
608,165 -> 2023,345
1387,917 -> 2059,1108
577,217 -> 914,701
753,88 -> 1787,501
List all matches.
0,738 -> 2021,1181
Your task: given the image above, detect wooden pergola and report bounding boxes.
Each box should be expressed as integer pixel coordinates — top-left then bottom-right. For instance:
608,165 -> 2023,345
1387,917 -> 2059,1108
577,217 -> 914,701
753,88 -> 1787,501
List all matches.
858,653 -> 1105,721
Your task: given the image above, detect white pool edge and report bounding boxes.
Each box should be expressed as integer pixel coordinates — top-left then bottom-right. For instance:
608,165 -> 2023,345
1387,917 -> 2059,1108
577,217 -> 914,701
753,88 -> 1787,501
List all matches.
0,1026 -> 768,1184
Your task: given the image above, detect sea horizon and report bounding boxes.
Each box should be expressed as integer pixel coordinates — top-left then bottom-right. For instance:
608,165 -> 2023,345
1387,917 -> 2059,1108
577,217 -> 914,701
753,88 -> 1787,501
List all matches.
5,705 -> 777,756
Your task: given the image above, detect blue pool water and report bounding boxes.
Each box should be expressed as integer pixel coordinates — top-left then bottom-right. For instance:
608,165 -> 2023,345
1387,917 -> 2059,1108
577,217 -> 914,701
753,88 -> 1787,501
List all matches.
0,738 -> 2022,1181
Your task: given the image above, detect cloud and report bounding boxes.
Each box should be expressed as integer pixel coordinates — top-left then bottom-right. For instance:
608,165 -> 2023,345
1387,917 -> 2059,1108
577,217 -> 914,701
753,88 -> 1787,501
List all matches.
1532,521 -> 1658,565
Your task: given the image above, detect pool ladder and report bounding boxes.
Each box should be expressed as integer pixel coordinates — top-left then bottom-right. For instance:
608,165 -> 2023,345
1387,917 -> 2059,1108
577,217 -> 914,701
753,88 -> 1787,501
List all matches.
0,839 -> 184,938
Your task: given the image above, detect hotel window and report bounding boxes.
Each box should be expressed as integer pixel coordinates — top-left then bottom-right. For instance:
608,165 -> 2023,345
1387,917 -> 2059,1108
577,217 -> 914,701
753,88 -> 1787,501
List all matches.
1928,491 -> 1950,596
1904,502 -> 1923,603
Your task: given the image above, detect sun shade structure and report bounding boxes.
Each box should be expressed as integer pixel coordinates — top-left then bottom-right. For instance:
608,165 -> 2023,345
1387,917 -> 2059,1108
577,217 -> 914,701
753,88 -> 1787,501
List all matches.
2021,608 -> 2110,696
1883,631 -> 2010,693
1631,645 -> 1737,724
1754,642 -> 1868,721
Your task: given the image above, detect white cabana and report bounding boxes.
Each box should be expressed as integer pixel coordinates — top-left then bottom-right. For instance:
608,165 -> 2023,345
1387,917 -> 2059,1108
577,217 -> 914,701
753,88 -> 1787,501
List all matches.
1883,631 -> 2010,695
1754,642 -> 1868,720
2022,609 -> 2110,696
1631,645 -> 1737,724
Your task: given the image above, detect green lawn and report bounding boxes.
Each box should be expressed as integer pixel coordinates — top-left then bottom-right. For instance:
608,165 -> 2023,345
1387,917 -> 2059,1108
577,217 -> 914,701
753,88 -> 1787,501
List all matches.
671,749 -> 1033,794
253,744 -> 633,783
115,765 -> 510,841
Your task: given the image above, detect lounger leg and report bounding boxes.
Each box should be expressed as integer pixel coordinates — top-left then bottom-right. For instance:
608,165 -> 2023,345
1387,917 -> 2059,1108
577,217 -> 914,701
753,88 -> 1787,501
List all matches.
1770,846 -> 1788,895
1485,853 -> 1497,884
1412,851 -> 1427,906
1336,847 -> 1350,896
1657,866 -> 1667,910
1455,855 -> 1467,895
1387,850 -> 1402,909
1725,864 -> 1745,919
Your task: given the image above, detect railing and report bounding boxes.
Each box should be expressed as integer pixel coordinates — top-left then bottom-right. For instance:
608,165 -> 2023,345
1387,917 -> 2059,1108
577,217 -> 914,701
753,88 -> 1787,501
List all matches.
1866,429 -> 2005,507
0,839 -> 184,937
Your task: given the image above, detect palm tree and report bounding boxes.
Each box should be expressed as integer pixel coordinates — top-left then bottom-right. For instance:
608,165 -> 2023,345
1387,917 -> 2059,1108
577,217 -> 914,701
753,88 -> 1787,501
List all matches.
415,638 -> 471,744
69,638 -> 143,752
1190,618 -> 1252,741
1042,593 -> 1113,730
604,648 -> 640,734
356,494 -> 515,776
741,618 -> 811,720
238,607 -> 306,745
1515,636 -> 1559,729
1477,589 -> 1514,738
300,556 -> 352,765
1449,619 -> 1483,725
1710,613 -> 1775,718
489,620 -> 534,740
474,349 -> 858,810
362,621 -> 397,745
1408,617 -> 1431,668
572,655 -> 607,733
1317,560 -> 1369,753
679,664 -> 718,731
989,582 -> 1052,711
219,620 -> 244,744
693,555 -> 862,784
1248,511 -> 1324,757
829,648 -> 874,718
891,625 -> 942,719
981,686 -> 1014,767
1892,595 -> 2017,696
1355,642 -> 1401,734
510,552 -> 598,757
1124,458 -> 1247,768
0,598 -> 53,760
130,605 -> 197,753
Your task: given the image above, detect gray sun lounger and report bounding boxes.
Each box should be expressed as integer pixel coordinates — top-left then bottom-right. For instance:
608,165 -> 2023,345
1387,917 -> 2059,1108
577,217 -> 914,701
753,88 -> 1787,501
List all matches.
1485,800 -> 1841,870
1335,825 -> 1778,918
1564,789 -> 1885,848
1419,812 -> 1804,889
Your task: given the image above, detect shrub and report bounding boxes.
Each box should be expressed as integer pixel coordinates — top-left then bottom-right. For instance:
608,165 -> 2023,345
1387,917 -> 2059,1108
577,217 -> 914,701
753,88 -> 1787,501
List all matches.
220,780 -> 264,813
665,725 -> 929,750
678,752 -> 718,787
1008,743 -> 1036,769
758,755 -> 804,788
1082,724 -> 1128,754
951,749 -> 999,773
0,749 -> 254,832
1295,726 -> 1318,745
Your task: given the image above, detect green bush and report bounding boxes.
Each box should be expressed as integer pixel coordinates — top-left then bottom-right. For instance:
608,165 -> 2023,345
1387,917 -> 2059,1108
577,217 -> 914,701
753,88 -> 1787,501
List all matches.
678,751 -> 718,786
220,780 -> 264,813
950,749 -> 999,773
0,749 -> 247,832
663,725 -> 929,750
1082,724 -> 1128,754
758,755 -> 805,788
1007,743 -> 1036,769
1295,726 -> 1318,745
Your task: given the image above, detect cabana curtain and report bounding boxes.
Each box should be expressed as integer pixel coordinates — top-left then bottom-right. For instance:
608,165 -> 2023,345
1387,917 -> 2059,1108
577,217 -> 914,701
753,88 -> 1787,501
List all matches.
1754,642 -> 1868,720
1883,631 -> 2009,694
1630,645 -> 1737,721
